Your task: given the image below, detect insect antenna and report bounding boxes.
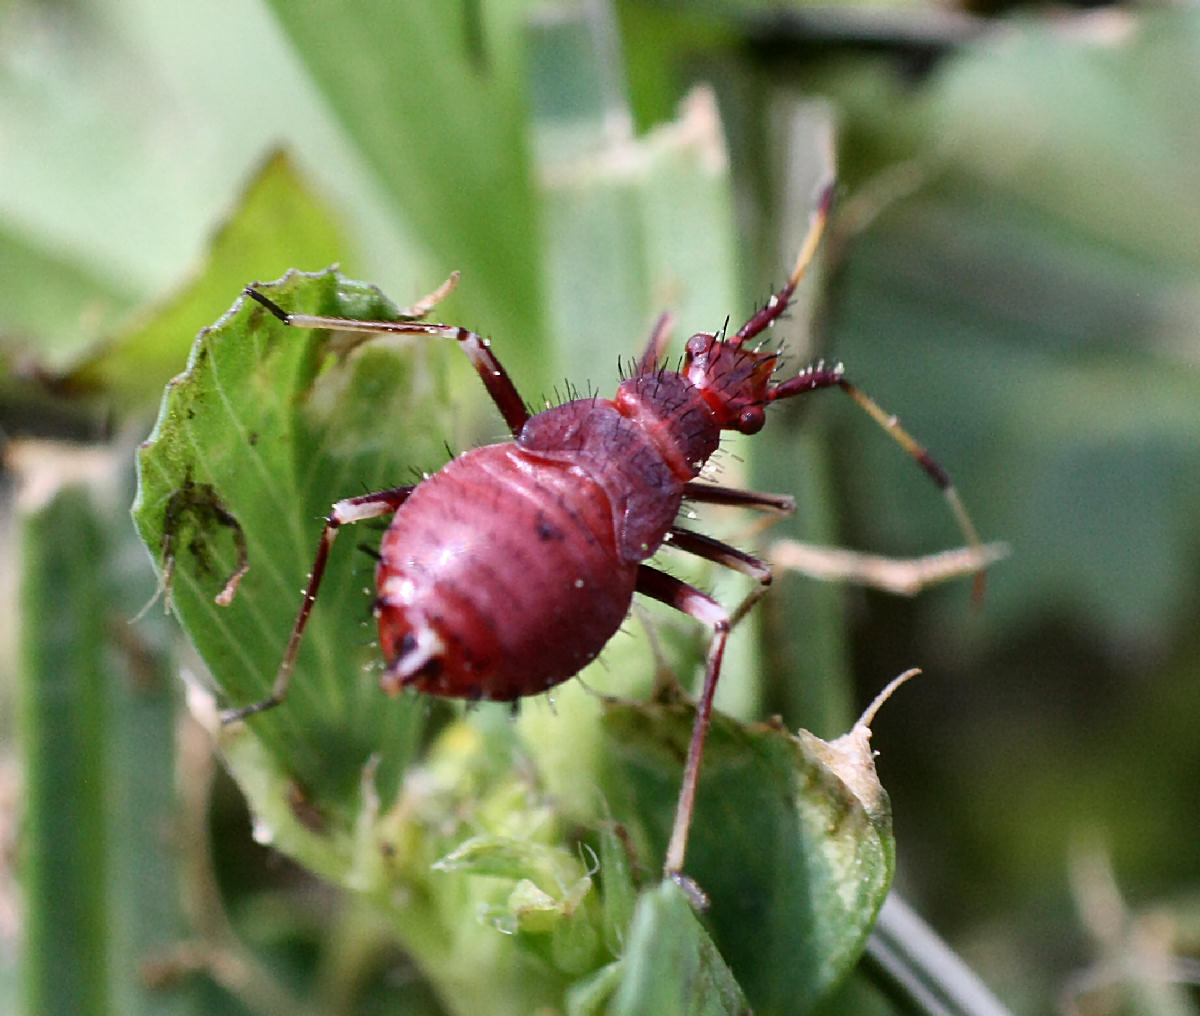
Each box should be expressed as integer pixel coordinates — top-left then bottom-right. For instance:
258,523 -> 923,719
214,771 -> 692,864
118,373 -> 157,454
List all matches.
730,178 -> 834,350
771,363 -> 988,601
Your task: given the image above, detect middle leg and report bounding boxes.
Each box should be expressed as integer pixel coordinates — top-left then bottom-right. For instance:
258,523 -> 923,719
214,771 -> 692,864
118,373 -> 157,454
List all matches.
682,480 -> 796,515
664,526 -> 774,628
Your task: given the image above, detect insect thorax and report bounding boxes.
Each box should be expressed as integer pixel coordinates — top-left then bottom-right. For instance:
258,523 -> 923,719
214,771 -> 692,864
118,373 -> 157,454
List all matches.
517,383 -> 719,561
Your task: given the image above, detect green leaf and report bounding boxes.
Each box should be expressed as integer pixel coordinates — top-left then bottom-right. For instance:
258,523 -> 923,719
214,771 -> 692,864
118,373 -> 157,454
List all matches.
610,881 -> 749,1016
19,480 -> 111,1014
16,447 -> 190,1016
64,151 -> 352,414
603,694 -> 895,1013
264,0 -> 547,385
128,233 -> 888,1016
596,820 -> 640,958
133,269 -> 440,810
0,223 -> 137,360
132,272 -> 588,1012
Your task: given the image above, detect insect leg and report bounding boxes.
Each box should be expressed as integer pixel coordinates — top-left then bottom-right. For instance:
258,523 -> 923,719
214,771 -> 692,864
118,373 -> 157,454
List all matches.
244,287 -> 531,436
667,527 -> 772,581
634,311 -> 676,375
683,483 -> 1005,595
769,539 -> 1009,596
634,564 -> 730,885
680,481 -> 797,546
665,527 -> 775,628
682,481 -> 796,515
220,485 -> 414,724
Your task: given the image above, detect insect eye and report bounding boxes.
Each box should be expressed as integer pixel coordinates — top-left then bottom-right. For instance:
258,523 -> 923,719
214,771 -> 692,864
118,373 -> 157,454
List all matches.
737,406 -> 765,434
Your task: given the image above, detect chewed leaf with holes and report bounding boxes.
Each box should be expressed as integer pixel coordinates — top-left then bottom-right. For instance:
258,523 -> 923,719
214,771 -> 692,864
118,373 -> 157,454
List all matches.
133,270 -> 459,809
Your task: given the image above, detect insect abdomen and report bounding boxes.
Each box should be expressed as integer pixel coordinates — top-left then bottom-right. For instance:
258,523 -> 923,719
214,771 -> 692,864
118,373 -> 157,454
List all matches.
375,444 -> 639,701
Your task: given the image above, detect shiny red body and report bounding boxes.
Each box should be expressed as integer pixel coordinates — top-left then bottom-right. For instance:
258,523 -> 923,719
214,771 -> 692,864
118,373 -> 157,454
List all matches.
375,373 -> 718,701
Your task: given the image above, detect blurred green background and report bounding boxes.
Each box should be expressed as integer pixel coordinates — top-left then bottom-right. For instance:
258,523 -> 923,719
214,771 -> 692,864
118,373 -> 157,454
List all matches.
3,0 -> 1199,1013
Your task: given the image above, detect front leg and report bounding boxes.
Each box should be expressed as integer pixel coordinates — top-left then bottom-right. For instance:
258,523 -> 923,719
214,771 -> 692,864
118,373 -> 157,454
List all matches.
243,286 -> 531,437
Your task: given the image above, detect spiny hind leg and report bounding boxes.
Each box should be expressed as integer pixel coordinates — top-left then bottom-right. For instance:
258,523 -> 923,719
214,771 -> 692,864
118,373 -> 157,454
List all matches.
634,564 -> 730,895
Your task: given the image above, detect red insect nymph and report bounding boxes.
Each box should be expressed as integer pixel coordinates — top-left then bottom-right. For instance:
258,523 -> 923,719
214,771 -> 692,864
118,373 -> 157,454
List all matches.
230,182 -> 984,887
